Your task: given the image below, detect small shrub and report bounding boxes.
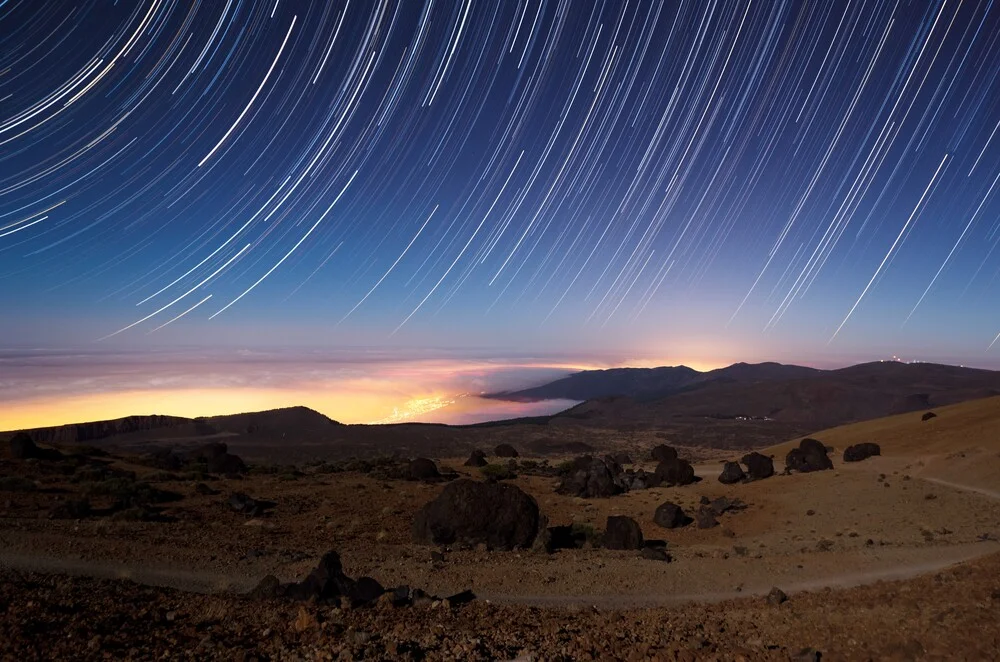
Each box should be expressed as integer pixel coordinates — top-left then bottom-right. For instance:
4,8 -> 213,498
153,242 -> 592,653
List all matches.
144,471 -> 179,482
84,478 -> 181,507
480,464 -> 517,481
0,476 -> 37,492
555,460 -> 577,474
570,522 -> 602,547
247,464 -> 280,476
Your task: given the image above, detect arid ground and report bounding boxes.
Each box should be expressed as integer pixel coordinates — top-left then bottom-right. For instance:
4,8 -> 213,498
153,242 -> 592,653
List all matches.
2,396 -> 1000,660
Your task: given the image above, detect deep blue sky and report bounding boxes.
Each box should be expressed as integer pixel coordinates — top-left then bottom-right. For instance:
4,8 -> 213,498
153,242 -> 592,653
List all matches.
3,0 -> 1000,369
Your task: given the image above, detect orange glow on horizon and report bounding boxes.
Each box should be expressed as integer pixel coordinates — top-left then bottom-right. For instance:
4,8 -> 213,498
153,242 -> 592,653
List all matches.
0,354 -> 736,431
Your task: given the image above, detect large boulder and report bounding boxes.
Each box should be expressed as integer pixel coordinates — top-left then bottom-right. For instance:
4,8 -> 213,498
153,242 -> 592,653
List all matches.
190,442 -> 228,461
652,457 -> 696,487
412,479 -> 540,550
10,433 -> 39,459
718,461 -> 746,485
843,443 -> 881,463
650,444 -> 678,463
612,452 -> 633,465
741,452 -> 775,481
409,457 -> 441,481
556,456 -> 624,498
653,501 -> 689,529
9,433 -> 62,461
785,438 -> 833,473
281,551 -> 358,602
207,452 -> 246,475
494,444 -> 519,458
463,450 -> 488,467
604,516 -> 643,550
695,506 -> 718,529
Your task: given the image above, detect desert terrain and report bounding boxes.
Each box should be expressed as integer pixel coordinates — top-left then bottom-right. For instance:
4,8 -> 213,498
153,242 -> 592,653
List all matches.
2,392 -> 1000,659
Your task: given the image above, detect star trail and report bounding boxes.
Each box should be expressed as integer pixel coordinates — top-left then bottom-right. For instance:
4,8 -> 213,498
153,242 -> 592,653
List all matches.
3,0 -> 1000,364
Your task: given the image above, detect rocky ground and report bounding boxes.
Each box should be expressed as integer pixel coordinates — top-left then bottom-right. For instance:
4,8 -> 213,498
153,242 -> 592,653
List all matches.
3,552 -> 1000,661
3,399 -> 1000,659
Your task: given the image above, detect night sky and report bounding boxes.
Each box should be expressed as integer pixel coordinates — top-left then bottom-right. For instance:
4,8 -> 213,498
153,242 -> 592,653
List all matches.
4,1 -> 1000,427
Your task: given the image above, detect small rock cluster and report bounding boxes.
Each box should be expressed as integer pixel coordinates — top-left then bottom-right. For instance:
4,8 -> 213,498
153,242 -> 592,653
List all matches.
555,446 -> 697,499
785,438 -> 834,473
716,451 -> 775,484
251,550 -> 474,609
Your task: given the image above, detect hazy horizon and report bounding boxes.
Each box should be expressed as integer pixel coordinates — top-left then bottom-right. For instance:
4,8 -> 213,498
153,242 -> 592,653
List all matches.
5,2 -> 1000,427
2,344 -> 997,431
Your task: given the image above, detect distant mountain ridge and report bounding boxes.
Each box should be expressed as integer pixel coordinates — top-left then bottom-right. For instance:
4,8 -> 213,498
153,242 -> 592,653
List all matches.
489,361 -> 823,402
540,360 -> 1000,433
11,406 -> 341,446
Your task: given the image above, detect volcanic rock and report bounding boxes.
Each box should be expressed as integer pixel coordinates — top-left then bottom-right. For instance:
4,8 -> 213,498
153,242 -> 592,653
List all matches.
412,479 -> 540,550
640,545 -> 671,562
709,496 -> 745,516
650,444 -> 678,463
741,452 -> 775,481
228,492 -> 268,516
9,433 -> 63,461
349,577 -> 386,607
408,457 -> 441,481
604,515 -> 643,550
463,450 -> 488,467
207,452 -> 246,475
653,501 -> 689,529
9,433 -> 39,459
843,442 -> 881,462
49,498 -> 91,520
494,444 -> 519,458
718,461 -> 746,484
282,551 -> 357,602
613,452 -> 633,465
785,438 -> 833,473
652,457 -> 696,487
695,506 -> 718,529
767,587 -> 788,605
555,455 -> 624,498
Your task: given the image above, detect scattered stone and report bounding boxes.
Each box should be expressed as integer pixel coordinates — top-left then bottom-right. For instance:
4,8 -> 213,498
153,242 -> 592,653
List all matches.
652,457 -> 696,487
653,501 -> 690,529
194,483 -> 218,496
612,452 -> 632,465
650,444 -> 678,463
49,498 -> 91,520
349,577 -> 385,607
741,452 -> 775,481
604,516 -> 644,550
207,452 -> 247,475
921,411 -> 937,421
695,506 -> 718,529
9,433 -> 39,459
412,479 -> 540,550
785,438 -> 833,473
494,444 -> 519,458
766,587 -> 788,605
640,545 -> 671,562
555,456 -> 624,498
228,492 -> 270,516
463,450 -> 488,467
843,442 -> 881,462
709,496 -> 745,516
718,461 -> 746,484
9,433 -> 62,461
408,458 -> 441,481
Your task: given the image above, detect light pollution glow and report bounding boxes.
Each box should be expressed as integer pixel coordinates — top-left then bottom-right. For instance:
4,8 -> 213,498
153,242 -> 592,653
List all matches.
0,349 -> 728,431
